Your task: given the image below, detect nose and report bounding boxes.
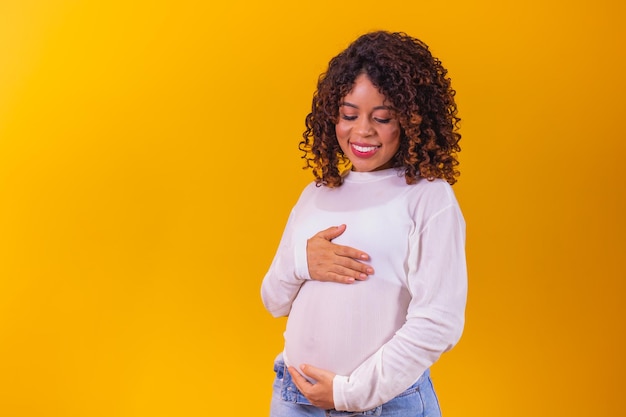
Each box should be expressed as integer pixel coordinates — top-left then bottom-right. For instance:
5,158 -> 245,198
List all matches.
356,117 -> 374,137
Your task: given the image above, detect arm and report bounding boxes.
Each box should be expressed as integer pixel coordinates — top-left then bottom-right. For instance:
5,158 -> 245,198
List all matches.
260,208 -> 307,317
331,204 -> 467,411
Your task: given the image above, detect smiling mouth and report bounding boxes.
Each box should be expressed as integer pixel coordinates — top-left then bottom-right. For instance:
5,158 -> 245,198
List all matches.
350,142 -> 380,158
352,144 -> 379,153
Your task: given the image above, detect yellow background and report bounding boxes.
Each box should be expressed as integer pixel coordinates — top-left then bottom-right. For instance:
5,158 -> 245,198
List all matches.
1,0 -> 624,416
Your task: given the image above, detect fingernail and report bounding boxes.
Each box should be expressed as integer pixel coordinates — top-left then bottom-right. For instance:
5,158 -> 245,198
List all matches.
360,254 -> 369,260
366,268 -> 374,274
359,273 -> 367,279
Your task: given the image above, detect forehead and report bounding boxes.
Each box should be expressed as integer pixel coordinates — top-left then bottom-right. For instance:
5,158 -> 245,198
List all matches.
342,74 -> 389,104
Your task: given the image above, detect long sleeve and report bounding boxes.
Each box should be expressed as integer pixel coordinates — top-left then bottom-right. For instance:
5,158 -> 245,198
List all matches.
261,207 -> 311,318
333,203 -> 467,411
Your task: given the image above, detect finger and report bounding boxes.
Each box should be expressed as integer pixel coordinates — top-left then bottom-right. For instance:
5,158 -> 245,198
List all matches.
326,273 -> 357,284
332,266 -> 373,282
315,224 -> 347,241
333,244 -> 371,261
308,232 -> 370,263
333,257 -> 375,276
310,226 -> 371,261
321,262 -> 376,284
287,366 -> 311,392
299,364 -> 334,383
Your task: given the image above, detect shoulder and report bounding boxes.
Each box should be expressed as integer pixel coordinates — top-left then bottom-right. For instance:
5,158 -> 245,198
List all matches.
407,178 -> 457,204
404,178 -> 462,222
292,181 -> 325,206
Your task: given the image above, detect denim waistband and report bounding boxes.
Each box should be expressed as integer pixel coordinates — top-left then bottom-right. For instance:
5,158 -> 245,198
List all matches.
274,353 -> 430,416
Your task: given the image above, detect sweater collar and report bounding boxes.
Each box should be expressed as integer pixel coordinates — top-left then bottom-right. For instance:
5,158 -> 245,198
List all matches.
343,168 -> 401,183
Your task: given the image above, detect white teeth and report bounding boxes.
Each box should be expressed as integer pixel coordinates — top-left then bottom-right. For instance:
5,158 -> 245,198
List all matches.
353,144 -> 377,152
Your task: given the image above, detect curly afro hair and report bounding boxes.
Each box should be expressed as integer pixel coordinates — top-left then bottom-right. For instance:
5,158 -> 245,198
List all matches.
300,31 -> 461,187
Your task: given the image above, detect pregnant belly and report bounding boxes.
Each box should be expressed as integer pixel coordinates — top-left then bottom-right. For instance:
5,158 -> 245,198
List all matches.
283,279 -> 409,376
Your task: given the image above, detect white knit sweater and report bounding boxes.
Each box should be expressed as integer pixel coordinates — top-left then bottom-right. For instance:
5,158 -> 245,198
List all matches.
261,168 -> 467,411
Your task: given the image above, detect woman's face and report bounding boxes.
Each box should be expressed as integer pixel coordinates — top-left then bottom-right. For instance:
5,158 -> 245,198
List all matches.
335,74 -> 401,172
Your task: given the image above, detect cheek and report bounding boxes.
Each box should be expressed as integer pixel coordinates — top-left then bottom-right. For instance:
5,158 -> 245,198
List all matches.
382,126 -> 400,142
335,122 -> 350,140
335,124 -> 351,155
387,129 -> 402,153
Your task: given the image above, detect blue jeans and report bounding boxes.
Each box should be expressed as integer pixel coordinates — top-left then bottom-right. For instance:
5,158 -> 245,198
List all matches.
270,354 -> 442,417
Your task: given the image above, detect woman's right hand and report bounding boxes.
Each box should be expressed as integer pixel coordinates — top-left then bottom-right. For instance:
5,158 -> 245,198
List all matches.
306,224 -> 374,284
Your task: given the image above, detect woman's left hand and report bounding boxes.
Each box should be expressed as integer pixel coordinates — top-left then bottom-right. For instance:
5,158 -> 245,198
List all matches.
287,364 -> 336,410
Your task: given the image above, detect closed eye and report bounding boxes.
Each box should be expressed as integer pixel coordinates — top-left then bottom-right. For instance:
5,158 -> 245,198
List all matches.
341,115 -> 357,121
374,118 -> 391,124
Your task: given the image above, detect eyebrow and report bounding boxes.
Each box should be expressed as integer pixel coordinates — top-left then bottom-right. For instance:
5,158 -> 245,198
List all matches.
340,101 -> 392,111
